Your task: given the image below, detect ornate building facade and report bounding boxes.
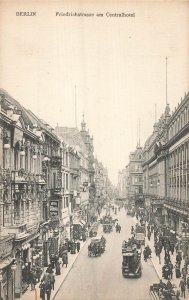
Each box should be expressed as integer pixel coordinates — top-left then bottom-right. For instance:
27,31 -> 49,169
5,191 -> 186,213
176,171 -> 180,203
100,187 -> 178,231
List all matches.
143,92 -> 189,255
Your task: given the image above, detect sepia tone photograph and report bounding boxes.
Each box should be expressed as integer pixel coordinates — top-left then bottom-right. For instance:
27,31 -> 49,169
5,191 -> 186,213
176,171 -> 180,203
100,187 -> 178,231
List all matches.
0,0 -> 189,299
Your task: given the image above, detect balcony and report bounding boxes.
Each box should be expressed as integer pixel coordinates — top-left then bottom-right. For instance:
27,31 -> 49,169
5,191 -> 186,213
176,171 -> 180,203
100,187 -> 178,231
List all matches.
36,174 -> 46,185
70,168 -> 80,177
11,169 -> 27,183
51,155 -> 62,168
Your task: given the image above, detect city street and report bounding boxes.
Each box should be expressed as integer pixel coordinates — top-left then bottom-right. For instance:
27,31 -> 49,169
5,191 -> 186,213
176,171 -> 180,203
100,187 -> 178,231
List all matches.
55,208 -> 159,300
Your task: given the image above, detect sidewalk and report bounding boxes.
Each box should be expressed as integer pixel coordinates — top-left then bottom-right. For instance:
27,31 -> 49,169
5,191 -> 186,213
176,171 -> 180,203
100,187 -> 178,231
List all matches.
133,217 -> 189,298
20,240 -> 87,300
145,229 -> 189,299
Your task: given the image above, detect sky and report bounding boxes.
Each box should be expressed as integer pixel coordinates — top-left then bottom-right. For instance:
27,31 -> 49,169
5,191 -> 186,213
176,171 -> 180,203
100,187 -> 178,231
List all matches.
0,0 -> 189,185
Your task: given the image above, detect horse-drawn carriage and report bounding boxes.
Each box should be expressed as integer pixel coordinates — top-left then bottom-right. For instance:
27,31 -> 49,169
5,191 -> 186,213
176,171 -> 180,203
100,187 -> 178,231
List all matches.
149,283 -> 178,300
88,236 -> 106,257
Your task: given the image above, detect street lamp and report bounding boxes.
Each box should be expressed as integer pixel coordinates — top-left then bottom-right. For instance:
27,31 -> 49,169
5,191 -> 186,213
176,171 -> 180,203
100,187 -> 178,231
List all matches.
0,270 -> 3,300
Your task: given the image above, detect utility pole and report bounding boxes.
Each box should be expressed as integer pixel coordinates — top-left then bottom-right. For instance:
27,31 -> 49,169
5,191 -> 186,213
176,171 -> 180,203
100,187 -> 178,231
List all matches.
138,118 -> 140,147
155,104 -> 157,123
75,85 -> 77,128
166,56 -> 168,105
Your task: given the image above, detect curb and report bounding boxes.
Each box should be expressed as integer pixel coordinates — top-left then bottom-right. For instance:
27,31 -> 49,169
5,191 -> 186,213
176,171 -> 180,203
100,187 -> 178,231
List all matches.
150,256 -> 161,280
52,241 -> 87,300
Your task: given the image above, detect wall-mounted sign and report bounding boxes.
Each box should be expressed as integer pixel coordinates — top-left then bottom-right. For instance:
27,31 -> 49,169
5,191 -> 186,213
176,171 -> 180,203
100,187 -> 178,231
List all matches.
49,200 -> 59,216
76,197 -> 81,204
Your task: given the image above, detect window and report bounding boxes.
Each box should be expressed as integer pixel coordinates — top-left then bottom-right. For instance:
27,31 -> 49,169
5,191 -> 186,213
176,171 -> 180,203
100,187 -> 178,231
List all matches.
66,174 -> 69,189
53,173 -> 56,188
66,152 -> 68,167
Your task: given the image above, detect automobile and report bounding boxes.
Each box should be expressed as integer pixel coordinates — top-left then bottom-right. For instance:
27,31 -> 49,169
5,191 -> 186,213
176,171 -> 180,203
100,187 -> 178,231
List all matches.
122,243 -> 142,278
88,236 -> 106,257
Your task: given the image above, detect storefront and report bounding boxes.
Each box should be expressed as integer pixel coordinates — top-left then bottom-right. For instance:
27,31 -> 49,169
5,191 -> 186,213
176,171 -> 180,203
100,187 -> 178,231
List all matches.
0,235 -> 15,300
14,231 -> 40,298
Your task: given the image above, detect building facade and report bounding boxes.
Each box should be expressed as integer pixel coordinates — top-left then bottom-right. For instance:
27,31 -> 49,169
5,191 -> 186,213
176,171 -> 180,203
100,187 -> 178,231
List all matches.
143,93 -> 189,255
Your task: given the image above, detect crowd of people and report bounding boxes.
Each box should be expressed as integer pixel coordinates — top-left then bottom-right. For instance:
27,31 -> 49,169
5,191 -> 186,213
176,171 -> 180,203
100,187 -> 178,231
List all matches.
36,238 -> 82,299
145,220 -> 189,299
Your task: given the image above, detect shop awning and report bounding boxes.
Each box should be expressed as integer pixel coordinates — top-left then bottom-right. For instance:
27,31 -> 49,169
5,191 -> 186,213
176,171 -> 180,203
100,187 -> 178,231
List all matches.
80,220 -> 86,226
73,221 -> 85,227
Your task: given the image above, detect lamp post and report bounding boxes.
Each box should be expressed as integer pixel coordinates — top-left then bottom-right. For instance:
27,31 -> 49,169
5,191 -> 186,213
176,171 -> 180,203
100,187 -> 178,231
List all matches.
0,270 -> 3,300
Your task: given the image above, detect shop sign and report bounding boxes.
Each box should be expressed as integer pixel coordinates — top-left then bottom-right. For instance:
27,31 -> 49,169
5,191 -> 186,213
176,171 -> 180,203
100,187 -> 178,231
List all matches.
76,197 -> 81,204
49,200 -> 59,216
51,188 -> 61,196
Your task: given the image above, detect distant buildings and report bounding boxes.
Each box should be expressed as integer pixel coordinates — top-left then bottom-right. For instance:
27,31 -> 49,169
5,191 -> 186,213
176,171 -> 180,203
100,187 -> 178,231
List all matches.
118,146 -> 144,207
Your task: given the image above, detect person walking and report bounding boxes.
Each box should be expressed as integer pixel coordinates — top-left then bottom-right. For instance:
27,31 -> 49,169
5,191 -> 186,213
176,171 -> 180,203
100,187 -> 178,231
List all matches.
62,252 -> 68,268
76,241 -> 81,253
36,265 -> 42,283
168,261 -> 174,280
147,231 -> 151,241
186,276 -> 189,292
181,266 -> 187,284
39,280 -> 46,300
30,269 -> 37,291
45,282 -> 52,300
179,278 -> 186,298
55,261 -> 61,275
175,262 -> 181,278
43,270 -> 52,285
49,271 -> 55,291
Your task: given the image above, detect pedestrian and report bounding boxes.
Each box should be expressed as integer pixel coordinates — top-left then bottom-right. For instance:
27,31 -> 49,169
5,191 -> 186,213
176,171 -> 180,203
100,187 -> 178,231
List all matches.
55,261 -> 61,275
39,280 -> 46,300
49,271 -> 55,291
50,254 -> 56,269
158,251 -> 161,265
167,279 -> 173,291
46,264 -> 53,274
175,262 -> 181,278
36,265 -> 42,283
45,282 -> 52,300
82,232 -> 86,242
184,255 -> 189,268
168,261 -> 174,280
176,289 -> 180,300
30,269 -> 37,291
76,241 -> 81,252
179,278 -> 186,298
164,251 -> 170,264
186,276 -> 189,292
181,266 -> 187,284
43,270 -> 51,286
147,231 -> 151,241
62,252 -> 68,268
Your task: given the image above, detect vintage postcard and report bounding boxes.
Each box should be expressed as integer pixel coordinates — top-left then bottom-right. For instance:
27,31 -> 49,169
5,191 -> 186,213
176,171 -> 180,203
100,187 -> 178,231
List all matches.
0,1 -> 189,300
